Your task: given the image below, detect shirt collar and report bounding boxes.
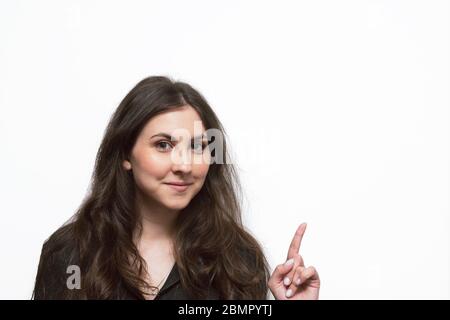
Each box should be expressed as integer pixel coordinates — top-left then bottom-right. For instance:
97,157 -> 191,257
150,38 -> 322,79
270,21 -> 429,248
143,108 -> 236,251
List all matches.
156,262 -> 180,295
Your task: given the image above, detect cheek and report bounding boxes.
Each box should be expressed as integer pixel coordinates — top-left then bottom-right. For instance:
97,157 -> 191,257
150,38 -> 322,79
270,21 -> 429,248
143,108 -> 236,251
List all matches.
133,152 -> 171,182
193,163 -> 210,184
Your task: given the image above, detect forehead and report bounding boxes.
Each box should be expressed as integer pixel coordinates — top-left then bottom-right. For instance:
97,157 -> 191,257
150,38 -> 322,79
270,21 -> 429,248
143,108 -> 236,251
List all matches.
141,105 -> 206,138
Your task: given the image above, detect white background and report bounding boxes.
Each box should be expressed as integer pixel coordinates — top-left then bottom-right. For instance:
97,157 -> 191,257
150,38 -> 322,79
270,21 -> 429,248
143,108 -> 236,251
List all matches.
0,0 -> 449,299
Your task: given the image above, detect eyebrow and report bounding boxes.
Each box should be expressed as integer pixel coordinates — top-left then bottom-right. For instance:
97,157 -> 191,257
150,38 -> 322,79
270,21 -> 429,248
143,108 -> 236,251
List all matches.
150,132 -> 207,142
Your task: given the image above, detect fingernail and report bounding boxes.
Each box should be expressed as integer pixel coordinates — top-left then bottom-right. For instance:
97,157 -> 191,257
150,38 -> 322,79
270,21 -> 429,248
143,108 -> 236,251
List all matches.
283,277 -> 291,286
285,258 -> 294,266
296,278 -> 301,285
286,289 -> 293,298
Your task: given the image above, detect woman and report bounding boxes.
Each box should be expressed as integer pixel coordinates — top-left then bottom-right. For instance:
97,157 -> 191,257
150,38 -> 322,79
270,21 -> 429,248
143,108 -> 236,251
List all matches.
33,76 -> 320,300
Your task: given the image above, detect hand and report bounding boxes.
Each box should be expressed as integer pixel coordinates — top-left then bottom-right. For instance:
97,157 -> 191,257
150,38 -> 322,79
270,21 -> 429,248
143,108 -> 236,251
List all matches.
268,223 -> 320,300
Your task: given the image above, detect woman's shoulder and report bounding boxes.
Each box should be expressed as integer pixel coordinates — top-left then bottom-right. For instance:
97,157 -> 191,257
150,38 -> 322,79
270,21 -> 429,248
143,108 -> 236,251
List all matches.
40,222 -> 78,260
33,222 -> 79,299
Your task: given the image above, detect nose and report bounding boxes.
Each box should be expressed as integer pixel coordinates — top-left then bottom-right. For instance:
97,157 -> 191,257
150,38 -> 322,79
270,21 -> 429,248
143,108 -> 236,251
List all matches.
171,145 -> 192,174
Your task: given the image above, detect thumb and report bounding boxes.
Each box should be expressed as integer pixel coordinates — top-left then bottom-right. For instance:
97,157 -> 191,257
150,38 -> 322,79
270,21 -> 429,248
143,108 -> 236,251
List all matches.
271,258 -> 295,284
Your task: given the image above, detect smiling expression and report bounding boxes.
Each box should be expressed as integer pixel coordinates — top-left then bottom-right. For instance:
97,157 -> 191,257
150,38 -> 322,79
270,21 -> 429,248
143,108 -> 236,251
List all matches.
123,105 -> 211,211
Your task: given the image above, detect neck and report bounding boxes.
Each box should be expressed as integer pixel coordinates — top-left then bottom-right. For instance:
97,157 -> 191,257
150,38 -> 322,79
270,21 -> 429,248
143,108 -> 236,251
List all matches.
133,189 -> 179,246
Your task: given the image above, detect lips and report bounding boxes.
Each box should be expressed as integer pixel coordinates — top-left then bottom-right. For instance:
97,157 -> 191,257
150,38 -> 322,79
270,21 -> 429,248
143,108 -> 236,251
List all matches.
165,182 -> 193,186
164,182 -> 193,192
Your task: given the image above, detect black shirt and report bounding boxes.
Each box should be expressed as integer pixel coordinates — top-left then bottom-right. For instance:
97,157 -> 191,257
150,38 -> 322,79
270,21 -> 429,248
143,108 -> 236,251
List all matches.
152,263 -> 219,300
33,240 -> 220,300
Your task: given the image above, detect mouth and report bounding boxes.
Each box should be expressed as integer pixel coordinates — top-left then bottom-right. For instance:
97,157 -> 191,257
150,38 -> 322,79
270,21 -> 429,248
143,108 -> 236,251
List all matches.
164,182 -> 193,192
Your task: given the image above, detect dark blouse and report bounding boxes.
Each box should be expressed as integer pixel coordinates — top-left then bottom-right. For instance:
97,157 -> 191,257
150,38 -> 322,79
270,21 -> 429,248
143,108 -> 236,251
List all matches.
32,239 -> 220,300
150,263 -> 219,300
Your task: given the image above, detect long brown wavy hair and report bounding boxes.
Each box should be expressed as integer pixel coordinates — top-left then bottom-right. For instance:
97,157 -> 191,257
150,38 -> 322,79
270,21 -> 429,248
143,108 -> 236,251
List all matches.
33,76 -> 270,299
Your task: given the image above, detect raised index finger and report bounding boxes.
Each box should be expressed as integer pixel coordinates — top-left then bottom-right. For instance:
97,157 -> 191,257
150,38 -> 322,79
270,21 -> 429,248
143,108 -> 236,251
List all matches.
287,223 -> 307,260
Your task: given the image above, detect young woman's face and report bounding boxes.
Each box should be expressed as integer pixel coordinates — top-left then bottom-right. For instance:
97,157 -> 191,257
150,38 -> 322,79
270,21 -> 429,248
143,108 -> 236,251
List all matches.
123,105 -> 211,211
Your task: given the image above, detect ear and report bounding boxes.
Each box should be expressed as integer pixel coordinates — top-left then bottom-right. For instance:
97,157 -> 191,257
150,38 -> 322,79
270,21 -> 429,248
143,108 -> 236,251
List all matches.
122,160 -> 132,170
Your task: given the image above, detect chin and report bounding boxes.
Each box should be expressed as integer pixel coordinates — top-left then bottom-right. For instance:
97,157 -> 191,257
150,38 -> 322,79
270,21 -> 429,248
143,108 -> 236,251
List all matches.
163,199 -> 191,211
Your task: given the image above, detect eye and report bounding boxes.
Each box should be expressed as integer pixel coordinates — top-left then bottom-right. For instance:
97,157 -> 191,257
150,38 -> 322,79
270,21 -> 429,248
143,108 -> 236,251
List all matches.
191,141 -> 207,154
155,141 -> 173,152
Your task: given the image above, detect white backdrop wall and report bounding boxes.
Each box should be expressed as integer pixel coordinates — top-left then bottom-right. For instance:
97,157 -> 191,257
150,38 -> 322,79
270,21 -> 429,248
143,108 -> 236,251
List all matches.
0,0 -> 448,299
